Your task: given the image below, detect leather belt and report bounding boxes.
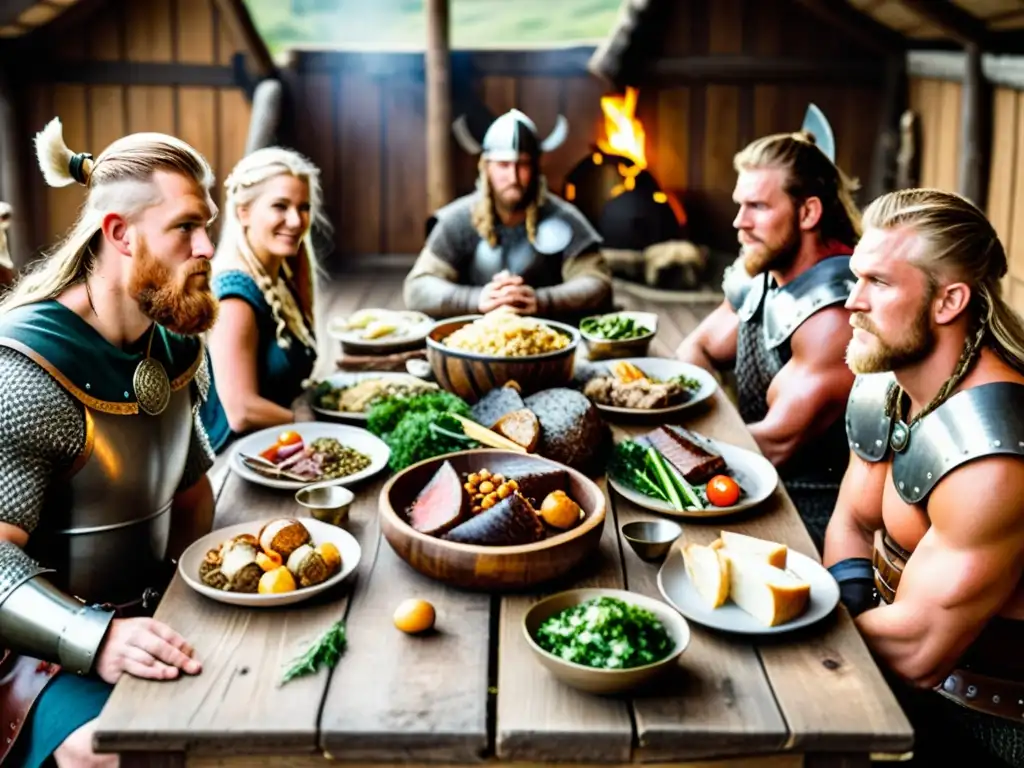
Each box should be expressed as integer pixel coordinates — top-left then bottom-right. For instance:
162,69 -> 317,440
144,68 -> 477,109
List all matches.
872,528 -> 1024,725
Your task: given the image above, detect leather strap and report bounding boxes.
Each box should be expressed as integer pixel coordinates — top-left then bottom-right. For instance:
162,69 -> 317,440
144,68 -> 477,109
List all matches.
872,528 -> 908,605
938,668 -> 1024,723
0,650 -> 61,764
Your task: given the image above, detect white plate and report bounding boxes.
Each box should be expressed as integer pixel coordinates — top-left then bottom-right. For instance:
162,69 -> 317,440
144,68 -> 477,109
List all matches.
179,518 -> 361,607
582,357 -> 718,416
308,371 -> 439,422
608,432 -> 779,518
327,308 -> 433,352
230,423 -> 390,491
657,545 -> 840,635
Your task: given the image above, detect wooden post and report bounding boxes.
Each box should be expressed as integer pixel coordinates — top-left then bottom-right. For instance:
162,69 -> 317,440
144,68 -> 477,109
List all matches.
866,54 -> 907,201
958,42 -> 987,206
425,0 -> 454,213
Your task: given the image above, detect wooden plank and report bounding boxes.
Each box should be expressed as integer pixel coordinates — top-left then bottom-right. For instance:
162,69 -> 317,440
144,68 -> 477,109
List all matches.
986,87 -> 1019,257
612,459 -> 788,761
294,72 -> 336,252
1009,92 -> 1024,282
383,76 -> 427,255
656,87 -> 690,196
125,0 -> 173,63
126,85 -> 176,135
85,0 -> 123,61
24,81 -> 52,253
934,80 -> 963,192
178,87 -> 218,176
480,76 -> 518,117
495,480 -> 634,763
753,85 -> 783,139
177,0 -> 216,64
217,88 -> 251,209
669,392 -> 914,754
337,71 -> 383,256
47,83 -> 86,244
702,85 -> 740,250
188,756 -> 805,768
88,85 -> 126,152
518,77 -> 569,193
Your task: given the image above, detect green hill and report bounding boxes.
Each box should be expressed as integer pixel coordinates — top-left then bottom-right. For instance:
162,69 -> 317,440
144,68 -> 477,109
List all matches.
243,0 -> 622,55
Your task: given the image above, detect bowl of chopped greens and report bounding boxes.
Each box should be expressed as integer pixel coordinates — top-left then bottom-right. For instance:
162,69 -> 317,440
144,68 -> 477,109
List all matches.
579,311 -> 658,361
523,588 -> 690,695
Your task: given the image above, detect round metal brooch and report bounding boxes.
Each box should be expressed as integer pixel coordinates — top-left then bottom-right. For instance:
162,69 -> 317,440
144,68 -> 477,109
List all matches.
889,420 -> 910,452
133,358 -> 172,416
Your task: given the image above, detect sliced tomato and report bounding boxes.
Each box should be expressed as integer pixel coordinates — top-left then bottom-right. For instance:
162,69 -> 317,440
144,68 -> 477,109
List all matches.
706,475 -> 741,507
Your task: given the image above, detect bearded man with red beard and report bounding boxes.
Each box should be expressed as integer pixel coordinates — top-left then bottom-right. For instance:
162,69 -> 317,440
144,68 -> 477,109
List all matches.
0,117 -> 218,768
825,189 -> 1024,766
676,122 -> 863,551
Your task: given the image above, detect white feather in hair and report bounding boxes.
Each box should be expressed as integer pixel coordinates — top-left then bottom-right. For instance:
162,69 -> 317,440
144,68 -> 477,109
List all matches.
34,117 -> 76,188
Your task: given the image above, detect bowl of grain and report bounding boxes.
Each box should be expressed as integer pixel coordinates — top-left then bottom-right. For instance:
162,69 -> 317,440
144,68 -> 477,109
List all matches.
426,309 -> 580,404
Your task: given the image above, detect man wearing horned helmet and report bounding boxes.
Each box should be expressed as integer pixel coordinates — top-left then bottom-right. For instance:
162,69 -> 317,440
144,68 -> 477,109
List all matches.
0,118 -> 217,767
403,108 -> 614,322
676,108 -> 863,552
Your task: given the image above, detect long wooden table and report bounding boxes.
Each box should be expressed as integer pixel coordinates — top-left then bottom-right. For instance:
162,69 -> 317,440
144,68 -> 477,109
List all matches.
93,376 -> 914,767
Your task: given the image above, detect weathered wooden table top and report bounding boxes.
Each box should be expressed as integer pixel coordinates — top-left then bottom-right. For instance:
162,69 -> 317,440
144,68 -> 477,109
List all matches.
93,383 -> 914,768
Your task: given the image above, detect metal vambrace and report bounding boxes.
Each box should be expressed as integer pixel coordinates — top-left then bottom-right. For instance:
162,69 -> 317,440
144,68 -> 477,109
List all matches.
0,540 -> 114,674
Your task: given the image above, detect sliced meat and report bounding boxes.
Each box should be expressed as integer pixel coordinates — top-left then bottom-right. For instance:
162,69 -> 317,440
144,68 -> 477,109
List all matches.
645,426 -> 726,484
407,460 -> 468,535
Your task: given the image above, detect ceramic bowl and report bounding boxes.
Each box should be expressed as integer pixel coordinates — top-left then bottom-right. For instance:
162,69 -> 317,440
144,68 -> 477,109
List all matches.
522,587 -> 691,695
579,311 -> 658,361
425,315 -> 579,404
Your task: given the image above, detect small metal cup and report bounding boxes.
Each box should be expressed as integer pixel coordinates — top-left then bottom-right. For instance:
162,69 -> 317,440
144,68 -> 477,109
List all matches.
621,519 -> 683,562
295,482 -> 355,526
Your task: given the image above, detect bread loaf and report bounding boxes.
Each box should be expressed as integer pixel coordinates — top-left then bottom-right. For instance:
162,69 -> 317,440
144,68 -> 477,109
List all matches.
713,530 -> 788,569
681,542 -> 730,608
721,551 -> 810,626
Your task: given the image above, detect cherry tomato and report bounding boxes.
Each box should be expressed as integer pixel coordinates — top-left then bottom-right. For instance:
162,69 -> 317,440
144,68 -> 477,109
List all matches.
278,430 -> 302,446
706,475 -> 740,507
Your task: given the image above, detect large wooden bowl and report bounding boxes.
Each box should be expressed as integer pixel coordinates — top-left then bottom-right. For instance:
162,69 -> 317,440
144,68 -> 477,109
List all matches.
425,315 -> 580,403
379,449 -> 606,591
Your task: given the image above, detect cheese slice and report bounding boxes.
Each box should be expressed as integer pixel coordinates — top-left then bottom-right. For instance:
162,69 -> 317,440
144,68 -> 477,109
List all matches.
721,551 -> 810,627
716,530 -> 788,569
682,542 -> 730,609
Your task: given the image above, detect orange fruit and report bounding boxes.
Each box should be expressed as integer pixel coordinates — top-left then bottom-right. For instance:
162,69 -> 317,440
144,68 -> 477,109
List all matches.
258,566 -> 297,594
393,598 -> 436,634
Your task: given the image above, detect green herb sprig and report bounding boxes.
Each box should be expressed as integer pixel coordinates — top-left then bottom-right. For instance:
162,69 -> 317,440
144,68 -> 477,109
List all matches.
280,620 -> 348,686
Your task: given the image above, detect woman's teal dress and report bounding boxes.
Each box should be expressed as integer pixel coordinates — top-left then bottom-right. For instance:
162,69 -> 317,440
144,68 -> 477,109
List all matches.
199,270 -> 316,453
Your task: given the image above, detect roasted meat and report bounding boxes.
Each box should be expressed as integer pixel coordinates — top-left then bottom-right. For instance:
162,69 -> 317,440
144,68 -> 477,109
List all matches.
645,425 -> 726,484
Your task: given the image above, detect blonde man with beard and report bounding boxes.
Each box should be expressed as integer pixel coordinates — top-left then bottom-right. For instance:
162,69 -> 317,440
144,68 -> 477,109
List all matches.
825,189 -> 1024,767
403,109 -> 613,323
675,127 -> 863,551
0,118 -> 218,768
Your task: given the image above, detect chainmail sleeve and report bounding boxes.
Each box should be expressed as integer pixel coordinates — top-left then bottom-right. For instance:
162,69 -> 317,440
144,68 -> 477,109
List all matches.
0,346 -> 114,673
176,391 -> 215,493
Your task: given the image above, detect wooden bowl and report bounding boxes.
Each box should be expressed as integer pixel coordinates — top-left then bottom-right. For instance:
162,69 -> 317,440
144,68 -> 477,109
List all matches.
425,314 -> 580,403
522,587 -> 691,695
379,449 -> 606,591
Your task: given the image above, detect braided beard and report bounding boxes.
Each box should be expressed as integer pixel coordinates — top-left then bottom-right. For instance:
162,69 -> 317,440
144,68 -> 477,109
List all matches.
129,238 -> 219,336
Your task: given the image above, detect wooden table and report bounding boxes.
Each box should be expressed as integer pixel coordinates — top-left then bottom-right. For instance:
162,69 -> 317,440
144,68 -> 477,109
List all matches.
93,383 -> 914,767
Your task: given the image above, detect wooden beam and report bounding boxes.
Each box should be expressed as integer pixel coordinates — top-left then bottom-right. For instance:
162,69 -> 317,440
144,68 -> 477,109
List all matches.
907,50 -> 1024,90
788,0 -> 907,54
958,42 -> 990,207
647,55 -> 886,85
425,0 -> 453,212
210,0 -> 275,77
20,60 -> 240,87
898,0 -> 991,48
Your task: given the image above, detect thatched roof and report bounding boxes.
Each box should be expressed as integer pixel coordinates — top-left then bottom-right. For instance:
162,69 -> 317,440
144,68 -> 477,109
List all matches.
590,0 -> 1024,86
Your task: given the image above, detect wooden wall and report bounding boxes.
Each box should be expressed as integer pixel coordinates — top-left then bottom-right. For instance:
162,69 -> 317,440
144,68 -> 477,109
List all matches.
16,0 -> 253,256
908,77 -> 1024,317
287,0 -> 887,260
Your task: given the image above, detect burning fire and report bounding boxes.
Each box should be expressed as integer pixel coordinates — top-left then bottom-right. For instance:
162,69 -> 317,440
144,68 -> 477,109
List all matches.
598,86 -> 647,170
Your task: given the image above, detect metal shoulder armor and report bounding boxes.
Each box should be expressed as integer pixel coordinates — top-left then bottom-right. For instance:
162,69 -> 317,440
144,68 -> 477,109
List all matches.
845,372 -> 897,462
762,255 -> 856,349
892,382 -> 1024,505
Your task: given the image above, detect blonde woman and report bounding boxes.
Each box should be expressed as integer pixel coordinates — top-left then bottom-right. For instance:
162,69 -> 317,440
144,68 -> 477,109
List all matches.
200,147 -> 328,453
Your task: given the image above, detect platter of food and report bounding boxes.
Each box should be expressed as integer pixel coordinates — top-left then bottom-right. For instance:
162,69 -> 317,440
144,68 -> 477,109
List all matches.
230,423 -> 390,490
308,372 -> 440,421
379,449 -> 606,590
607,426 -> 778,518
328,308 -> 434,353
576,358 -> 718,416
657,530 -> 840,635
179,517 -> 361,607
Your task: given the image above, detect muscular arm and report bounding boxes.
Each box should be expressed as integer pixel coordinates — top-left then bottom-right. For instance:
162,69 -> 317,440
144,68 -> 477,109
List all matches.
854,457 -> 1024,687
823,451 -> 885,566
206,297 -> 295,434
749,307 -> 855,466
675,300 -> 738,373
